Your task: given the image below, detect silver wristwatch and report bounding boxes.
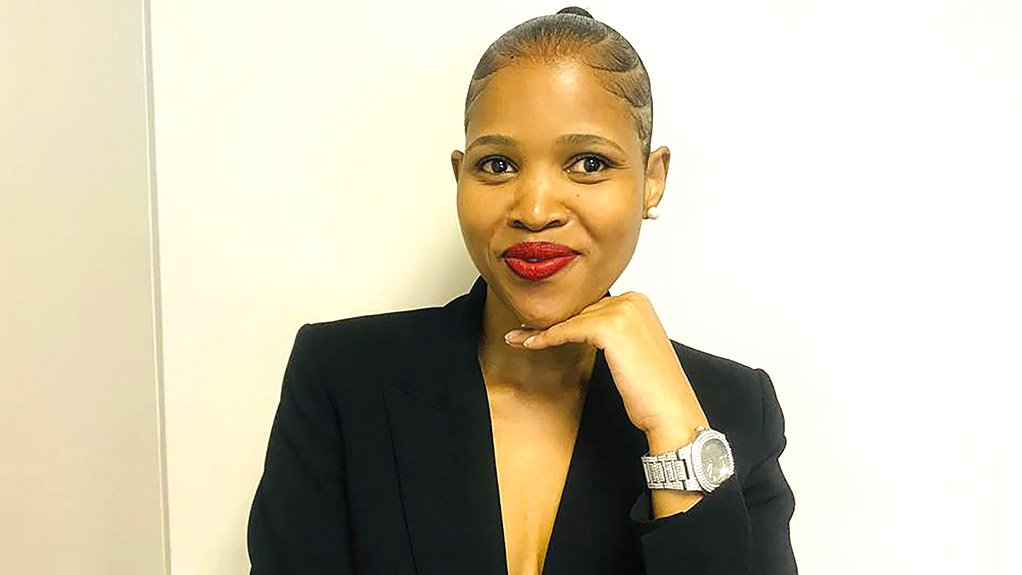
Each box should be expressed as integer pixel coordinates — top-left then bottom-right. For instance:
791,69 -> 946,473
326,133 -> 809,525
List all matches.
641,427 -> 735,492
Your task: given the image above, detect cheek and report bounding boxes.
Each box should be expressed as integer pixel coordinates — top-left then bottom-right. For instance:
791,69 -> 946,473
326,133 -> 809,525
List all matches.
456,188 -> 502,251
599,218 -> 642,267
579,190 -> 643,252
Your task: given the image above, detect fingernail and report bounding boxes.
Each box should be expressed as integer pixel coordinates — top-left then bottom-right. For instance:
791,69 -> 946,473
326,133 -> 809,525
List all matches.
523,336 -> 536,347
505,330 -> 525,344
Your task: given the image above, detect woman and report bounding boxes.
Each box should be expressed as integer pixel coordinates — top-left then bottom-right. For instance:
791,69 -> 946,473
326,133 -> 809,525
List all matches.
248,6 -> 796,575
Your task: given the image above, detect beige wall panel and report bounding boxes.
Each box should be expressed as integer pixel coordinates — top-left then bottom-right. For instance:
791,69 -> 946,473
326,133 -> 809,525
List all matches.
0,1 -> 167,574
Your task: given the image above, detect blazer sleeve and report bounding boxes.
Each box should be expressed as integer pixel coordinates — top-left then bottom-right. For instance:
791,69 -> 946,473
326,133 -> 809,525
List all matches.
248,324 -> 355,575
628,368 -> 797,574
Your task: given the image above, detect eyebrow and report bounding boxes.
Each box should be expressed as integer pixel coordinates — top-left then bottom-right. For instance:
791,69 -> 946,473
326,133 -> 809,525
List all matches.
465,133 -> 627,155
465,134 -> 517,153
557,133 -> 628,155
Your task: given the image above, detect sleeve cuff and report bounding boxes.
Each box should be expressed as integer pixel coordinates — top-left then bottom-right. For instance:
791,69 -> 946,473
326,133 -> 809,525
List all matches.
628,476 -> 752,572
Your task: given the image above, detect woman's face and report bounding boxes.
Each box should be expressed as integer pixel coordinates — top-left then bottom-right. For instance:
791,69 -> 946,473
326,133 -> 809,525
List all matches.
451,59 -> 668,329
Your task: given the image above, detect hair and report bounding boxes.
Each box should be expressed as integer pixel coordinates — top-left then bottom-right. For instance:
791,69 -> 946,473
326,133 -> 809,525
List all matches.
463,6 -> 654,162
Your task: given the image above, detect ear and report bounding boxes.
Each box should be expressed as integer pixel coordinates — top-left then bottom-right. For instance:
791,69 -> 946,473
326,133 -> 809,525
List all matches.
643,145 -> 671,210
450,150 -> 464,183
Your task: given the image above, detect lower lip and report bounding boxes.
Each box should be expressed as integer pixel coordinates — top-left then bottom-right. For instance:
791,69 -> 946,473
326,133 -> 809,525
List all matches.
503,255 -> 577,281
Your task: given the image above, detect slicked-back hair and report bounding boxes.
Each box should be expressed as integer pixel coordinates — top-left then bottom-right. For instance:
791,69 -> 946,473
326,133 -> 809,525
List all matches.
463,6 -> 654,163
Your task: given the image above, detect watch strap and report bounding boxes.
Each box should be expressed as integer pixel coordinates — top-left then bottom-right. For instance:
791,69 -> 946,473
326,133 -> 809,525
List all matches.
641,445 -> 702,491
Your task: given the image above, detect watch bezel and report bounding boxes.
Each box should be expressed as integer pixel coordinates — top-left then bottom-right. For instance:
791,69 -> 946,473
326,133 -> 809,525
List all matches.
690,428 -> 734,492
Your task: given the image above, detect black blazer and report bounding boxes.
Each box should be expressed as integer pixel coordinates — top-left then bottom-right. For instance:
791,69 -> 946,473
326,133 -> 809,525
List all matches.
248,276 -> 797,574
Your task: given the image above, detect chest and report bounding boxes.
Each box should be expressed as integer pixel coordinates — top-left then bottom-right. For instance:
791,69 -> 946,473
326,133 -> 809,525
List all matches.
487,391 -> 584,575
372,354 -> 658,575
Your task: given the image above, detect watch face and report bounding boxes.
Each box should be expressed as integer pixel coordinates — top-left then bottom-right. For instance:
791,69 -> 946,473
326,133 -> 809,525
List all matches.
699,438 -> 734,484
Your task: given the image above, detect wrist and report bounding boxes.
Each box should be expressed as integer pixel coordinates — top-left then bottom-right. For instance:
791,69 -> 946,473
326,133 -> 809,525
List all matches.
645,423 -> 699,454
643,411 -> 709,454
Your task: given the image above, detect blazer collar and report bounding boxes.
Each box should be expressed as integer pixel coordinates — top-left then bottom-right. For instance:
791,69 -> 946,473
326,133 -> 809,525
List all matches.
381,275 -> 648,575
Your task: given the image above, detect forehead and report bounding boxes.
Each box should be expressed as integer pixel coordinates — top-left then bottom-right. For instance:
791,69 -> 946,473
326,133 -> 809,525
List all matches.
465,60 -> 639,154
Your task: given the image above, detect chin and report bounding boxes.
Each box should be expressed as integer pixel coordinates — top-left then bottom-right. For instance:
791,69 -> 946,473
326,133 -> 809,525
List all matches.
516,311 -> 564,330
507,290 -> 585,330
488,261 -> 607,328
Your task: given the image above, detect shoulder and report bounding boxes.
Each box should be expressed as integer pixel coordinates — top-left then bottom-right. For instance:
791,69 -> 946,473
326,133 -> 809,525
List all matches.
671,339 -> 767,403
672,340 -> 762,383
293,305 -> 445,361
302,305 -> 444,344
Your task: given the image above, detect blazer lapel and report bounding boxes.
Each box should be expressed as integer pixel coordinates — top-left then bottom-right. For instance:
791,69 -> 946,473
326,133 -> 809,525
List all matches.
381,276 -> 507,575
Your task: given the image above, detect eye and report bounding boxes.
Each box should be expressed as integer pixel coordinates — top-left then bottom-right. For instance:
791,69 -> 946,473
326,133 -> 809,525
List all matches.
567,155 -> 611,174
477,156 -> 517,175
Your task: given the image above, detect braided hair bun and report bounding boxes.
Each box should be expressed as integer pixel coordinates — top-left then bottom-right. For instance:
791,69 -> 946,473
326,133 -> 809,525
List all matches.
556,6 -> 594,19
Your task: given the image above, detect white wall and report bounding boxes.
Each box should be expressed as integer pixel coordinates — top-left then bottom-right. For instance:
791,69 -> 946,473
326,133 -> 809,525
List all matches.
151,1 -> 1021,573
0,1 -> 168,573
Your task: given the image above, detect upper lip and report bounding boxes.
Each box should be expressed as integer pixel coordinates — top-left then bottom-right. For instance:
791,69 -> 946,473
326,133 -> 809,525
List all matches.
501,241 -> 579,260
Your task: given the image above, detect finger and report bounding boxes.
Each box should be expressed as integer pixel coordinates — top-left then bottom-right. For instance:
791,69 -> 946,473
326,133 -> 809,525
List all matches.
522,314 -> 608,350
575,293 -> 619,315
504,328 -> 539,346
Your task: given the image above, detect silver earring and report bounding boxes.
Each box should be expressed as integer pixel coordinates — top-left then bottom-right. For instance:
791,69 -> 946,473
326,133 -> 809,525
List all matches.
644,206 -> 660,220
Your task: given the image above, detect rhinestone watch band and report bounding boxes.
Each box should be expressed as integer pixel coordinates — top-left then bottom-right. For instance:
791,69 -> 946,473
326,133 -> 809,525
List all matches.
641,446 -> 701,491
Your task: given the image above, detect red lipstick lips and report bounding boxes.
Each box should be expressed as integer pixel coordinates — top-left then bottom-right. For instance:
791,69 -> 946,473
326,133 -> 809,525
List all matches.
501,241 -> 579,281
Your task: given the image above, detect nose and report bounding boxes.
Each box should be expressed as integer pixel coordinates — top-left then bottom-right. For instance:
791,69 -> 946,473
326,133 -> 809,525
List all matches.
507,173 -> 568,232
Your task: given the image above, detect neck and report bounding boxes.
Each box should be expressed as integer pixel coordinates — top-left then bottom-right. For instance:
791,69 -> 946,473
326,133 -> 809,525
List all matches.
477,286 -> 597,399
